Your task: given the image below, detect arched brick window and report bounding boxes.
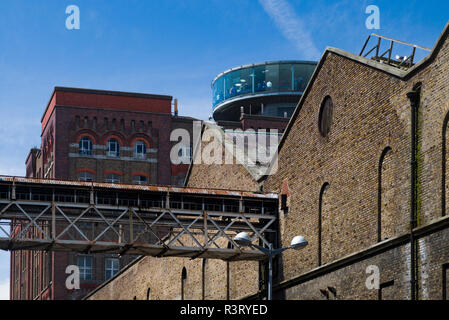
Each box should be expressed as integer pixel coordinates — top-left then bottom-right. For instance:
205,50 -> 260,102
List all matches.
134,140 -> 147,159
105,173 -> 121,184
132,175 -> 147,185
78,171 -> 94,182
378,147 -> 394,241
202,259 -> 207,300
181,267 -> 187,300
318,182 -> 330,266
442,111 -> 449,217
79,137 -> 93,156
107,138 -> 120,157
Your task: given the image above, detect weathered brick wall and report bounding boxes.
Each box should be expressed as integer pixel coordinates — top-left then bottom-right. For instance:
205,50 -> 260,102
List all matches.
282,242 -> 411,300
187,163 -> 259,191
88,24 -> 449,301
411,32 -> 449,225
88,234 -> 259,300
185,125 -> 260,191
264,25 -> 449,297
417,226 -> 449,299
263,51 -> 413,280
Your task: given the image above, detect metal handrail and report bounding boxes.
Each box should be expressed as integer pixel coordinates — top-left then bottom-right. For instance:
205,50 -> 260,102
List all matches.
360,33 -> 431,69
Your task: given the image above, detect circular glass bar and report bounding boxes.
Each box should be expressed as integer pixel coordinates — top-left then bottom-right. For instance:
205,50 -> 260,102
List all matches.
212,61 -> 317,110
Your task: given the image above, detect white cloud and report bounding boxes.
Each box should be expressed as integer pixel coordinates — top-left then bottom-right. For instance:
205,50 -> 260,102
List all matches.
258,0 -> 321,60
0,279 -> 9,300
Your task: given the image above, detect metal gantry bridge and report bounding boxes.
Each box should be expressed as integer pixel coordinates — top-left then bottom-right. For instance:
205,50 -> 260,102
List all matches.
0,176 -> 278,261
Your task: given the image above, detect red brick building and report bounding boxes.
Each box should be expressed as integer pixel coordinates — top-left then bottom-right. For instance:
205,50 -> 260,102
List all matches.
11,87 -> 197,300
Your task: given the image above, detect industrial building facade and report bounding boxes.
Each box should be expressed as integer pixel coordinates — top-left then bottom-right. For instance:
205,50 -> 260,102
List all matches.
86,22 -> 449,300
11,87 -> 196,300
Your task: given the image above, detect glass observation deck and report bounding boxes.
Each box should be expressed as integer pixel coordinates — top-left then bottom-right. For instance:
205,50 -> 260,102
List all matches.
212,61 -> 317,110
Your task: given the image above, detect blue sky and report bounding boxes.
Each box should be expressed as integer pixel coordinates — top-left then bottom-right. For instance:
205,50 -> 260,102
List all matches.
0,0 -> 447,299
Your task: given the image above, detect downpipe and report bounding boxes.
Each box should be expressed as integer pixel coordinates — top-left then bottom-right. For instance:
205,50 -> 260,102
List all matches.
407,83 -> 421,300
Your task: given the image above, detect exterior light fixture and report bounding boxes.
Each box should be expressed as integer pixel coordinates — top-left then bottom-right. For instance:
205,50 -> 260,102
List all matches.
233,231 -> 308,300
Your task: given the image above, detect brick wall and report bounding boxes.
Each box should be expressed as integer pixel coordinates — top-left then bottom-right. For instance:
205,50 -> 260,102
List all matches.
88,23 -> 449,301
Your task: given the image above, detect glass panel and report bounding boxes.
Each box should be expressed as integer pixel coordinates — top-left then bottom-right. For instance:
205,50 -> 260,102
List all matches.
264,64 -> 279,92
238,67 -> 253,95
106,174 -> 120,184
229,70 -> 241,98
135,141 -> 146,159
79,137 -> 92,155
213,62 -> 316,110
293,63 -> 315,92
223,73 -> 232,100
107,139 -> 120,157
279,64 -> 292,91
212,76 -> 224,107
254,65 -> 267,93
78,172 -> 93,182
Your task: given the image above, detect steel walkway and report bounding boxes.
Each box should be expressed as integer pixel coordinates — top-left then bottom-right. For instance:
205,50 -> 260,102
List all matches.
0,176 -> 278,261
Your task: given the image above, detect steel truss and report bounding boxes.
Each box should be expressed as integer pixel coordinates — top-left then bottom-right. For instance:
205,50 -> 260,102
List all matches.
0,177 -> 278,261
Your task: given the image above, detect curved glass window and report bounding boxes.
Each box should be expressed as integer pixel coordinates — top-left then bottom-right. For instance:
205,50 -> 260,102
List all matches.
107,139 -> 120,157
134,140 -> 147,159
79,137 -> 93,156
212,61 -> 316,108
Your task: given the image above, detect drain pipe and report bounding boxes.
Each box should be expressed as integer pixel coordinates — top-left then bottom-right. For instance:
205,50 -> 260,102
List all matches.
407,83 -> 421,300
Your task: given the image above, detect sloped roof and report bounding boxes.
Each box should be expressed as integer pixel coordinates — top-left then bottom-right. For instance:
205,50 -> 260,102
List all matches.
258,21 -> 449,182
184,121 -> 279,185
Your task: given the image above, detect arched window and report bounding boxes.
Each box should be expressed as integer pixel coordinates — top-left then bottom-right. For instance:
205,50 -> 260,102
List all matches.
107,138 -> 120,157
79,137 -> 93,156
105,173 -> 121,184
442,111 -> 449,217
78,171 -> 94,182
319,96 -> 333,137
378,147 -> 393,241
318,183 -> 330,266
202,259 -> 207,300
134,140 -> 147,159
132,175 -> 147,185
181,267 -> 187,300
226,242 -> 233,300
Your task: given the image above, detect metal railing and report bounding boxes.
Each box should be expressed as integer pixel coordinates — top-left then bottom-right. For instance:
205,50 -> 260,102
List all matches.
360,33 -> 431,69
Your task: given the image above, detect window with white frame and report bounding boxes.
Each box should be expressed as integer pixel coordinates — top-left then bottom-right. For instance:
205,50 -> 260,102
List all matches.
105,258 -> 120,280
79,137 -> 93,156
78,171 -> 94,182
77,255 -> 93,281
134,140 -> 147,159
105,173 -> 121,184
132,175 -> 147,185
107,138 -> 120,157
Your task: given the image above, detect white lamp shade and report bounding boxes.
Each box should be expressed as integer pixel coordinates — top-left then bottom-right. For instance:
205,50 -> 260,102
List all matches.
234,232 -> 252,246
290,235 -> 308,249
